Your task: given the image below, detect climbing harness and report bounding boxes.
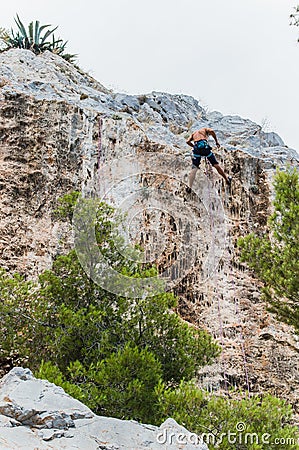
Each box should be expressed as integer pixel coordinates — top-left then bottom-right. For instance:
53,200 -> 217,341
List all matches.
193,140 -> 214,159
183,142 -> 215,166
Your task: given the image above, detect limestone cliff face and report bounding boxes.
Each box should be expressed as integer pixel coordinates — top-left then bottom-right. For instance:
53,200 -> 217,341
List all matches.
0,49 -> 299,412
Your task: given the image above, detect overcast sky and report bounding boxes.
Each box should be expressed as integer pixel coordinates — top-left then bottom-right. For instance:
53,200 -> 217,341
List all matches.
2,0 -> 299,151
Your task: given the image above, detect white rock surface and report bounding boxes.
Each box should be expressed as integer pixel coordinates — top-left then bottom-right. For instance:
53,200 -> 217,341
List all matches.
0,368 -> 208,449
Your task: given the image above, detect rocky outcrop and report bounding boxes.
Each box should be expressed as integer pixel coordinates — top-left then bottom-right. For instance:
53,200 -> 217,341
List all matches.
0,367 -> 208,449
0,49 -> 299,415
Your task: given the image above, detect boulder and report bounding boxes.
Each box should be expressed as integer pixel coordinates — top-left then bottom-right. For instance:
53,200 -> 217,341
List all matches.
0,368 -> 208,449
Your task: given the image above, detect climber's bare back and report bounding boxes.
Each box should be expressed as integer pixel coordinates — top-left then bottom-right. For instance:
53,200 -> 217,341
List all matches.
191,128 -> 212,142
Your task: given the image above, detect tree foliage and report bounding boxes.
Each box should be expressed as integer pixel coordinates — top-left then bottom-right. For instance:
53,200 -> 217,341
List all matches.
36,245 -> 218,382
239,167 -> 299,331
0,270 -> 53,365
38,345 -> 163,423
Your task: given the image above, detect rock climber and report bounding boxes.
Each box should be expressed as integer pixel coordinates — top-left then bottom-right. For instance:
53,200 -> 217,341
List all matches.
186,127 -> 231,191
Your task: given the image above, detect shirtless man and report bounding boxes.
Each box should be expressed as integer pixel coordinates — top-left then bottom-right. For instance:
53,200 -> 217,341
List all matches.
186,127 -> 231,189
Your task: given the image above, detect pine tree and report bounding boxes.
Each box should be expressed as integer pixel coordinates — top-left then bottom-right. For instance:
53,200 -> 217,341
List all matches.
239,167 -> 299,331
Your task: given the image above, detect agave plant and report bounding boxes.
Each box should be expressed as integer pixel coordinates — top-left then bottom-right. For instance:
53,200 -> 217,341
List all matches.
0,14 -> 76,62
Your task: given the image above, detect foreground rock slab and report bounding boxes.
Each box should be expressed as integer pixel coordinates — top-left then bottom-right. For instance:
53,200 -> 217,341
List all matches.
0,368 -> 208,449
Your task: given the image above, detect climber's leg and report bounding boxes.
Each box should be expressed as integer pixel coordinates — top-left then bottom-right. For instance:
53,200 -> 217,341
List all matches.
214,164 -> 230,183
208,154 -> 231,185
188,156 -> 201,190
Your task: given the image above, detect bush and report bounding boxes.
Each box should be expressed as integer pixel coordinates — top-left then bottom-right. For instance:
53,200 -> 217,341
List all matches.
38,345 -> 163,423
0,270 -> 52,365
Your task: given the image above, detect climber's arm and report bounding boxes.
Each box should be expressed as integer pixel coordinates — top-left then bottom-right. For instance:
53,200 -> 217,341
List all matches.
207,129 -> 220,148
186,134 -> 194,148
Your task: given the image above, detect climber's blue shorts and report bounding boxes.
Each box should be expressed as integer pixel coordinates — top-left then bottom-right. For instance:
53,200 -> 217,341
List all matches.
192,154 -> 218,168
191,140 -> 218,168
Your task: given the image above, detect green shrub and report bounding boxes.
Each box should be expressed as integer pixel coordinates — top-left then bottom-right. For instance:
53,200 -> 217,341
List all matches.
0,270 -> 52,365
53,191 -> 81,221
38,345 -> 162,423
37,360 -> 86,404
